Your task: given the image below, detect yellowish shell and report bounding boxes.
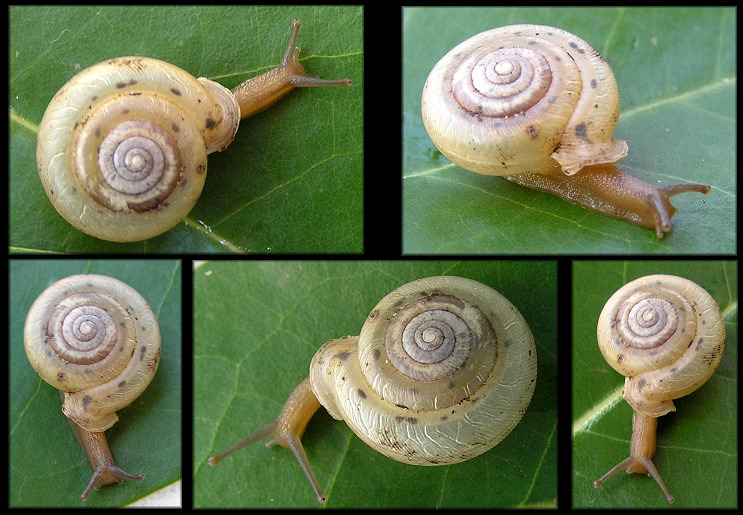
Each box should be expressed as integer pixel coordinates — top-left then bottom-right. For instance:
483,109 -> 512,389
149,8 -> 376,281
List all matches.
421,24 -> 627,177
23,274 -> 161,432
310,276 -> 537,465
36,57 -> 240,242
597,274 -> 725,417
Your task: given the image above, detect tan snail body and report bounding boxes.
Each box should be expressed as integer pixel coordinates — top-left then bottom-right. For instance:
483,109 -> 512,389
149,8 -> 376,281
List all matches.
24,274 -> 161,500
593,274 -> 725,503
36,20 -> 351,242
209,276 -> 537,503
421,24 -> 710,237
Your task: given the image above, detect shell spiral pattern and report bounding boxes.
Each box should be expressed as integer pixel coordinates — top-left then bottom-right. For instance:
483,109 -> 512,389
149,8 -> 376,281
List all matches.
24,274 -> 161,432
597,274 -> 725,417
310,276 -> 537,465
36,57 -> 240,242
421,24 -> 628,177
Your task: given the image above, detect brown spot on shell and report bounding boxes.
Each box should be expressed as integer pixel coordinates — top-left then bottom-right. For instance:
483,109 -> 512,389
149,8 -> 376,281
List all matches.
574,122 -> 591,143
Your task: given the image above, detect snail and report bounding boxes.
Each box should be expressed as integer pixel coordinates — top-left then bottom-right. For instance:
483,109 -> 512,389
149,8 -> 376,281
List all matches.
421,24 -> 710,238
209,276 -> 537,503
593,274 -> 725,503
36,19 -> 351,242
23,274 -> 161,500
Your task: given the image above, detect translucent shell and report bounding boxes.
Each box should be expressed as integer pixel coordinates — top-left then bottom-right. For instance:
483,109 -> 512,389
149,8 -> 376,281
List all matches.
310,276 -> 537,465
597,274 -> 725,417
23,274 -> 161,432
36,57 -> 240,242
421,24 -> 627,177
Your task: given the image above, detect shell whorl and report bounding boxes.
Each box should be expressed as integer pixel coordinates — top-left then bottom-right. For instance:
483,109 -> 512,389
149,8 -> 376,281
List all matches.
36,57 -> 240,242
23,274 -> 161,432
597,274 -> 725,417
421,24 -> 628,177
310,276 -> 537,465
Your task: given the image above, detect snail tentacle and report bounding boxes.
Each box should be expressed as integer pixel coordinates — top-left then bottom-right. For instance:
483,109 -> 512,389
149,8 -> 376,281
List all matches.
231,19 -> 351,119
208,378 -> 326,504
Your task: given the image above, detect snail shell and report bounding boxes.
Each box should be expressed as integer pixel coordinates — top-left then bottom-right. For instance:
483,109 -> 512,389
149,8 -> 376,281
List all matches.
421,24 -> 627,177
310,275 -> 537,465
597,274 -> 725,417
36,57 -> 239,242
24,274 -> 161,431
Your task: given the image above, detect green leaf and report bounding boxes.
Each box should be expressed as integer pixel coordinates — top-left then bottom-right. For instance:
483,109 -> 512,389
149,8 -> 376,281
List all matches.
10,5 -> 362,253
572,261 -> 737,508
403,7 -> 735,253
10,260 -> 182,506
194,261 -> 557,508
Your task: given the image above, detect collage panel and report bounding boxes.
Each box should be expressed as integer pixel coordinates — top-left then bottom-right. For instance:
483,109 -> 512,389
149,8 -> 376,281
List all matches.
193,260 -> 557,507
403,7 -> 734,254
10,5 -> 362,254
572,260 -> 736,508
9,259 -> 182,507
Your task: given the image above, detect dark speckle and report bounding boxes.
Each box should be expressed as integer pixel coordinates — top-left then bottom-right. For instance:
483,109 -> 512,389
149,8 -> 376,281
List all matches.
574,122 -> 591,142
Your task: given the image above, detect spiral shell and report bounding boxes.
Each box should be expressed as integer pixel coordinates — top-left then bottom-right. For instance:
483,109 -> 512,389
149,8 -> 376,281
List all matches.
597,274 -> 725,417
36,57 -> 240,242
24,274 -> 161,432
310,276 -> 537,465
421,24 -> 628,177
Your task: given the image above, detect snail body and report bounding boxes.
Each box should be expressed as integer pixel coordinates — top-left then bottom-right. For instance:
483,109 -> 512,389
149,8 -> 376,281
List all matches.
593,274 -> 725,503
209,276 -> 537,503
36,20 -> 351,242
421,24 -> 710,237
24,274 -> 161,500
